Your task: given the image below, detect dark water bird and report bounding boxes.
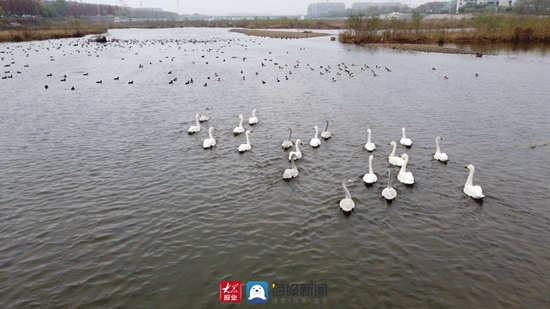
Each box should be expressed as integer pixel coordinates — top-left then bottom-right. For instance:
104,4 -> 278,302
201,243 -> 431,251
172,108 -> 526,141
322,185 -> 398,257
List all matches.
169,80 -> 173,84
71,86 -> 75,90
83,73 -> 88,76
432,67 -> 436,70
114,77 -> 119,80
444,76 -> 449,80
128,81 -> 134,84
262,80 -> 266,84
204,83 -> 207,87
96,80 -> 102,84
475,73 -> 479,77
47,73 -> 52,76
45,85 -> 48,89
60,78 -> 66,82
168,71 -> 172,74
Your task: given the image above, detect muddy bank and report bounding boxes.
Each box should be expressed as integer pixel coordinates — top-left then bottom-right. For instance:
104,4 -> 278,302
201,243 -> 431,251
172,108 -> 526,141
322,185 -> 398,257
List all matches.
229,29 -> 330,39
370,43 -> 482,55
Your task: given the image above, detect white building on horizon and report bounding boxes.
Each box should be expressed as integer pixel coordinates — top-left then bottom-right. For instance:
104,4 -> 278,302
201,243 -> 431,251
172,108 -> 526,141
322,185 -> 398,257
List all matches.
307,2 -> 346,16
456,0 -> 514,12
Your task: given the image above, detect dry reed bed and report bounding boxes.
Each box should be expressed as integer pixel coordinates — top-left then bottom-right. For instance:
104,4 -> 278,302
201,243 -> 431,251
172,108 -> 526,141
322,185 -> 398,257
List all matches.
340,14 -> 550,45
0,27 -> 107,42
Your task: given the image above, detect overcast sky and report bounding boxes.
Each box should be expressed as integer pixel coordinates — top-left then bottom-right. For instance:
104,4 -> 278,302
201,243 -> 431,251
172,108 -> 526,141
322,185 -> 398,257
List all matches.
91,0 -> 424,16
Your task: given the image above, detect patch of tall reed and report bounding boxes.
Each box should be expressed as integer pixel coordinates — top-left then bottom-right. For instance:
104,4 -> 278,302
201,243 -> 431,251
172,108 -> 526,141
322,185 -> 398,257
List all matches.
339,14 -> 550,44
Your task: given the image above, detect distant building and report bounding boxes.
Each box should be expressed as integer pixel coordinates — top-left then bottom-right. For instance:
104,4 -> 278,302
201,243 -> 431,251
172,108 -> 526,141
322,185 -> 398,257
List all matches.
307,2 -> 346,16
456,0 -> 514,12
352,2 -> 404,9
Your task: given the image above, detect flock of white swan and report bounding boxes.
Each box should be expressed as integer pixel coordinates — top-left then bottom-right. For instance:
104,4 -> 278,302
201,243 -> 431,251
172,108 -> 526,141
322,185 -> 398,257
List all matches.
188,108 -> 485,212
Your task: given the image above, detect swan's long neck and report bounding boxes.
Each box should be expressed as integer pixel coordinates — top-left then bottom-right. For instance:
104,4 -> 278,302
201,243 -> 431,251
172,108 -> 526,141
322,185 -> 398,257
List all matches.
400,155 -> 409,173
466,167 -> 475,186
387,170 -> 393,189
324,121 -> 329,132
368,156 -> 374,174
290,157 -> 297,170
435,138 -> 441,154
245,131 -> 251,146
195,114 -> 200,126
367,130 -> 372,144
389,143 -> 396,157
402,128 -> 407,139
295,140 -> 301,152
252,110 -> 256,117
204,108 -> 209,116
208,127 -> 214,139
314,126 -> 319,139
287,128 -> 292,141
239,116 -> 243,127
342,181 -> 351,200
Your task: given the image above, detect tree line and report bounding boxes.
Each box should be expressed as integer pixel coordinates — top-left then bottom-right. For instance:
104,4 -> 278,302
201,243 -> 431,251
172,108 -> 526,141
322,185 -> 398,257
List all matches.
0,0 -> 178,19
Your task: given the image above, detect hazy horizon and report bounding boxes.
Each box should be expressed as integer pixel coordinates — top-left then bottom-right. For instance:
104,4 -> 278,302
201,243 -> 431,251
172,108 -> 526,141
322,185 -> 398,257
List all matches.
89,0 -> 428,16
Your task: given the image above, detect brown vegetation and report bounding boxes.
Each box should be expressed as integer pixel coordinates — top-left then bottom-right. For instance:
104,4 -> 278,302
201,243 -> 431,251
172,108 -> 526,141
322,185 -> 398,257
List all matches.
339,14 -> 550,45
0,18 -> 107,42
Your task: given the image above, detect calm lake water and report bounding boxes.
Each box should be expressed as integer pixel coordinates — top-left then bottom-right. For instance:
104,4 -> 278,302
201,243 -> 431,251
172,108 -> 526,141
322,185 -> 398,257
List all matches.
1,28 -> 550,308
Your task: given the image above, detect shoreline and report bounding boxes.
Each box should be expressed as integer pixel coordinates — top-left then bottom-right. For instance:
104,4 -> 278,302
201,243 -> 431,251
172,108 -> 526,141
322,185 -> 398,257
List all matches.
229,29 -> 330,39
2,25 -> 482,55
368,43 -> 481,55
229,29 -> 480,54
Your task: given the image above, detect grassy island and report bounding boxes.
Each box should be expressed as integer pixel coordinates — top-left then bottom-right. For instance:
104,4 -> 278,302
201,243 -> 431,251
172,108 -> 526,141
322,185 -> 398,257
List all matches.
339,13 -> 550,45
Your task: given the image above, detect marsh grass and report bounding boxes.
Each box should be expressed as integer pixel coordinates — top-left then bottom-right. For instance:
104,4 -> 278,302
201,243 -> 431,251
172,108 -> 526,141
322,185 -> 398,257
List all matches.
340,14 -> 550,44
0,19 -> 108,42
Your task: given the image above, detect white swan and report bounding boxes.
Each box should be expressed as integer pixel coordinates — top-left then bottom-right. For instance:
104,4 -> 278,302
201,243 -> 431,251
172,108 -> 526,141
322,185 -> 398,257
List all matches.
248,109 -> 259,125
365,128 -> 375,151
238,130 -> 252,152
381,169 -> 397,200
320,119 -> 331,139
188,114 -> 201,133
282,127 -> 293,149
283,153 -> 299,179
233,115 -> 245,134
397,154 -> 414,184
203,127 -> 216,148
400,127 -> 412,147
310,125 -> 321,147
339,179 -> 355,212
464,164 -> 484,199
199,108 -> 210,122
289,139 -> 303,160
434,136 -> 448,162
363,155 -> 377,184
388,141 -> 405,166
